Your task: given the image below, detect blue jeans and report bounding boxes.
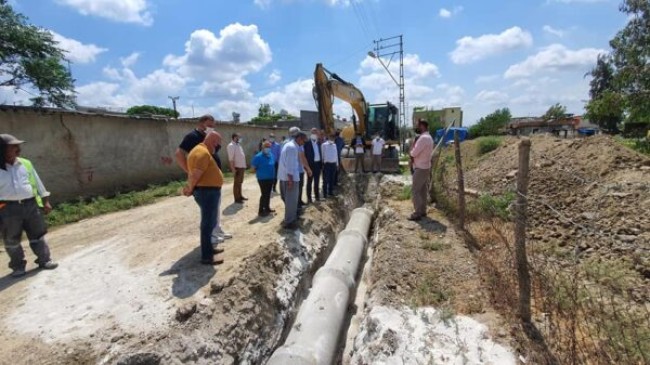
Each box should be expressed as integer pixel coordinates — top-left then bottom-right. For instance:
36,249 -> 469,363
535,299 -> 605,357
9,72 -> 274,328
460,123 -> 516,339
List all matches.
193,187 -> 221,261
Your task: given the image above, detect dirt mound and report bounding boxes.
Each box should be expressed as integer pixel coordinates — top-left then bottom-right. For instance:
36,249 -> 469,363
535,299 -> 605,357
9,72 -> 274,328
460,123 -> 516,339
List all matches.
461,135 -> 649,296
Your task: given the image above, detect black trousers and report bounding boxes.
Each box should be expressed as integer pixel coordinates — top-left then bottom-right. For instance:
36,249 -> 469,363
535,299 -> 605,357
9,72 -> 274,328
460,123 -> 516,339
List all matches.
307,161 -> 322,201
258,179 -> 273,214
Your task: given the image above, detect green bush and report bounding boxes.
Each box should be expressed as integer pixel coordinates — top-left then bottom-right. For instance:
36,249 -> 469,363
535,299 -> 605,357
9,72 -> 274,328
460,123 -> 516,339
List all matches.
477,137 -> 502,155
398,185 -> 412,200
470,191 -> 515,220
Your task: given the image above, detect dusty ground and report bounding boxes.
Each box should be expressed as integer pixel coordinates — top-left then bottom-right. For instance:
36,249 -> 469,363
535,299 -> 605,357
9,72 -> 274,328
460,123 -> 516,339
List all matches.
345,175 -> 518,364
0,176 -> 360,365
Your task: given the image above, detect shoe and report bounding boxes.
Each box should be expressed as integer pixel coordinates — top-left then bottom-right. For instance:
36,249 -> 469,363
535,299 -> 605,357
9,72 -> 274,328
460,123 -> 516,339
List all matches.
407,214 -> 422,221
11,269 -> 26,278
259,211 -> 270,217
39,261 -> 58,270
219,231 -> 233,239
307,199 -> 313,205
211,235 -> 225,244
241,197 -> 249,201
213,247 -> 225,254
282,222 -> 299,230
269,209 -> 276,213
201,258 -> 224,265
235,199 -> 244,204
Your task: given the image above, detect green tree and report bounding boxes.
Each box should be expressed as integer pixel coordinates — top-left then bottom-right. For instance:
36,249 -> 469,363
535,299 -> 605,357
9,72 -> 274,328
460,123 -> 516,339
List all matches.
585,55 -> 623,132
542,103 -> 568,120
469,108 -> 512,138
250,103 -> 296,125
126,105 -> 179,118
609,0 -> 650,123
0,0 -> 75,107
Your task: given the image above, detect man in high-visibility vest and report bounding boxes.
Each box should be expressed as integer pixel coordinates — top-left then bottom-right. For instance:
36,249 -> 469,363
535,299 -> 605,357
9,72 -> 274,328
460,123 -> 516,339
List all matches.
0,134 -> 58,278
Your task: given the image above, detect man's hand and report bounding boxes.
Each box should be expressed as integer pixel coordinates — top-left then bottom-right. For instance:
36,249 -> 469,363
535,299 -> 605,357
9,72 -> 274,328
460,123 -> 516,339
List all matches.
229,163 -> 235,173
287,180 -> 294,189
306,167 -> 313,178
182,185 -> 193,196
43,200 -> 53,215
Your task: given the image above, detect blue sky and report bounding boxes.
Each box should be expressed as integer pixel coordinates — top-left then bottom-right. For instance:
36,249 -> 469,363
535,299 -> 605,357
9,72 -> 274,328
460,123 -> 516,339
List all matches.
2,0 -> 628,125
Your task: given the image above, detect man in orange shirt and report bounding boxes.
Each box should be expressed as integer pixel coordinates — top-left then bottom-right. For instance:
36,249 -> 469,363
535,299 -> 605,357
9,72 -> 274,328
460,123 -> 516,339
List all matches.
183,131 -> 225,265
408,120 -> 434,221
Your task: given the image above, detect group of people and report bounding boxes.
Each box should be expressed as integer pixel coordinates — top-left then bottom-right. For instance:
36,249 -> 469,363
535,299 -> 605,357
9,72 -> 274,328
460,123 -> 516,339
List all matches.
0,117 -> 434,273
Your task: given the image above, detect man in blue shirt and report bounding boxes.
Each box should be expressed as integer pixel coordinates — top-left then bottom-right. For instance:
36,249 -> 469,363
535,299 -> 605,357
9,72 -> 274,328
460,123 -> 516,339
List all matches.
269,133 -> 282,193
251,141 -> 276,217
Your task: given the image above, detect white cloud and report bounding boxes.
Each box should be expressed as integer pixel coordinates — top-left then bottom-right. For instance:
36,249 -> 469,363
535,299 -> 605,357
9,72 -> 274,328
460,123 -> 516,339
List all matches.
450,26 -> 533,64
120,52 -> 140,68
259,79 -> 315,116
254,0 -> 356,8
358,53 -> 439,93
50,31 -> 107,64
475,90 -> 509,105
543,25 -> 565,37
504,44 -> 605,79
439,6 -> 463,18
55,0 -> 153,26
268,69 -> 282,84
163,24 -> 271,97
475,74 -> 500,84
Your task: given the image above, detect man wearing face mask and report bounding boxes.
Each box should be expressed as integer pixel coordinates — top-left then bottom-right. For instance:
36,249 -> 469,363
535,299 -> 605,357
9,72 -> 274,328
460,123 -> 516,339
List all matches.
371,133 -> 385,173
269,133 -> 281,193
304,128 -> 322,204
408,120 -> 434,221
227,133 -> 248,204
176,115 -> 232,243
251,141 -> 276,217
353,132 -> 366,173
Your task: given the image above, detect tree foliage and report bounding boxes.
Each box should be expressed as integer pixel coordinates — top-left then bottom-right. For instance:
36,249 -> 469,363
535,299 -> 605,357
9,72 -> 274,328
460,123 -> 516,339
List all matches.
542,103 -> 568,120
469,108 -> 511,138
586,0 -> 650,133
250,103 -> 296,124
0,0 -> 75,107
126,105 -> 179,118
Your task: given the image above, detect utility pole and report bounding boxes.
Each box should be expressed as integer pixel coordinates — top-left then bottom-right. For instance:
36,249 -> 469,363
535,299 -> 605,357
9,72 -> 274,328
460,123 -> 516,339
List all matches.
370,35 -> 405,151
168,96 -> 179,119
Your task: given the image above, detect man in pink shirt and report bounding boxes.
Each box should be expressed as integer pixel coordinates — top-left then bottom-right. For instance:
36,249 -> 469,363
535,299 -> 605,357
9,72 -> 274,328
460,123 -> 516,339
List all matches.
409,120 -> 434,221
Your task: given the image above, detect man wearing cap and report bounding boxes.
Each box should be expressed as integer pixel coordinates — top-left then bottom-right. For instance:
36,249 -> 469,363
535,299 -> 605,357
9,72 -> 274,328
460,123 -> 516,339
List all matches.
0,134 -> 58,277
278,131 -> 308,229
269,133 -> 281,193
175,115 -> 232,244
227,133 -> 247,204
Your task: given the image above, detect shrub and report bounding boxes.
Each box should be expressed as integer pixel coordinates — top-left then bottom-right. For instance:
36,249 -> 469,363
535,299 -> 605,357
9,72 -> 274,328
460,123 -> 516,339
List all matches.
477,137 -> 502,155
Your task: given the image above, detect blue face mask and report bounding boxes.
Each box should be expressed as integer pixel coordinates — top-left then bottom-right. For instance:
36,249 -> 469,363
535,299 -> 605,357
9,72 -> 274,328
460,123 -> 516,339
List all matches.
263,147 -> 271,155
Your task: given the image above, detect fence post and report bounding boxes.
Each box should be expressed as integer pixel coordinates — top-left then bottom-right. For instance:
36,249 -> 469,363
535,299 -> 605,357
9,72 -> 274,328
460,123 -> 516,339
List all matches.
454,131 -> 466,229
516,139 -> 532,323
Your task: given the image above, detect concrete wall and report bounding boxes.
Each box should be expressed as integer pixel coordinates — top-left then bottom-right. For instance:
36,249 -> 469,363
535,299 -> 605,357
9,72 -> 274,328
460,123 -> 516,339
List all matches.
0,106 -> 279,203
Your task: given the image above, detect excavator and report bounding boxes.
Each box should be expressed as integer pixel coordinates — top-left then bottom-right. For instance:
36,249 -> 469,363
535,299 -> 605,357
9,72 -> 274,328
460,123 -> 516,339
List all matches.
312,63 -> 400,172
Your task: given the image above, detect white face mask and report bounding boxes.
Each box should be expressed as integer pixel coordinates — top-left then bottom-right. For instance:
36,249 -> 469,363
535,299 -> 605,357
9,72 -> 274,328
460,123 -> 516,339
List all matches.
310,134 -> 317,141
270,137 -> 275,142
206,127 -> 215,133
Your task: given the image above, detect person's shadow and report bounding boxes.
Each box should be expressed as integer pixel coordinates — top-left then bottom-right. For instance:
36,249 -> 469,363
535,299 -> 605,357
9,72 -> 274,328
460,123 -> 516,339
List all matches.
159,247 -> 216,299
223,202 -> 244,216
0,269 -> 40,293
248,214 -> 274,224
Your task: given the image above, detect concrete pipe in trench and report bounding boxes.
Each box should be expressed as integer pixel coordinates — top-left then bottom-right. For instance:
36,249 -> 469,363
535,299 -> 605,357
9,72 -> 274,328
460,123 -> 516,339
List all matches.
267,207 -> 374,365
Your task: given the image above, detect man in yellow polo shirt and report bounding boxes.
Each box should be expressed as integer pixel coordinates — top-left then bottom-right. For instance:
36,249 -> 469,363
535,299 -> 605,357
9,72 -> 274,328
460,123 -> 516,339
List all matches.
183,131 -> 225,265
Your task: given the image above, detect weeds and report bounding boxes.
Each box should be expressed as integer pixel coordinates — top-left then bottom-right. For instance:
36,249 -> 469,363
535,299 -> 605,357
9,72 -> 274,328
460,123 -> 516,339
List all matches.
398,185 -> 412,200
468,191 -> 515,220
47,180 -> 185,226
421,240 -> 448,251
411,274 -> 453,307
617,136 -> 650,156
477,137 -> 502,155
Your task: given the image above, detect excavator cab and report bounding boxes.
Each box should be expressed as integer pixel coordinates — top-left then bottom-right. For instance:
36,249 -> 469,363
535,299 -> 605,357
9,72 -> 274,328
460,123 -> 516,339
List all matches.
366,103 -> 399,143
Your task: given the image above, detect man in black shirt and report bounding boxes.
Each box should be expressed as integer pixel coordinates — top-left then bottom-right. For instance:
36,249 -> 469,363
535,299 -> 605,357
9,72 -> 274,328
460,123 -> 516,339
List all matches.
175,114 -> 231,243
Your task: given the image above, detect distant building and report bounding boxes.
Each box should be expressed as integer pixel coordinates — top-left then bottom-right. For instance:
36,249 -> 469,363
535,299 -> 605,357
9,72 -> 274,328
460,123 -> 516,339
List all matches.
412,106 -> 463,128
508,116 -> 581,137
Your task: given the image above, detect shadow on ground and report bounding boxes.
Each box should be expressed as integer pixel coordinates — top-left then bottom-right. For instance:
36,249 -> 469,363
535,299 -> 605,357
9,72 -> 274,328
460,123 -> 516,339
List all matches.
160,247 -> 216,299
223,203 -> 244,216
416,218 -> 448,233
0,268 -> 40,293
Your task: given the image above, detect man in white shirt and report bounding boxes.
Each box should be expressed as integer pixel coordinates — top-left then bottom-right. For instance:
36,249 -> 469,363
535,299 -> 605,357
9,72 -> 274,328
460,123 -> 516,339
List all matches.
278,132 -> 308,229
353,133 -> 366,173
371,133 -> 385,173
0,134 -> 58,277
321,134 -> 339,198
227,133 -> 247,203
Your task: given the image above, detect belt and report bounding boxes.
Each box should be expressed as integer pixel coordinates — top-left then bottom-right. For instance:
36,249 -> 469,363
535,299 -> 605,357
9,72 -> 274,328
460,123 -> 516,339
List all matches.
194,186 -> 221,191
0,197 -> 36,204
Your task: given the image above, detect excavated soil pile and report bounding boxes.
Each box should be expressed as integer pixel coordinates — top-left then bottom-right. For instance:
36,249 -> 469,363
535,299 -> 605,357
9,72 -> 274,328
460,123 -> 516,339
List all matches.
460,135 -> 649,297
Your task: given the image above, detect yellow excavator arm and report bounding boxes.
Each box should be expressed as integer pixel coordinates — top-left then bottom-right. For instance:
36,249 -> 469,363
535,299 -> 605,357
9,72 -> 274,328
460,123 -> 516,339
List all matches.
313,63 -> 367,137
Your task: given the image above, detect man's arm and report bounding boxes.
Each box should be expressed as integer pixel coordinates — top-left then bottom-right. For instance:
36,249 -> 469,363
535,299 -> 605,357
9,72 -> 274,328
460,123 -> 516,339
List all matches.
183,168 -> 205,196
226,144 -> 236,172
299,150 -> 312,177
32,168 -> 52,214
175,148 -> 189,173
